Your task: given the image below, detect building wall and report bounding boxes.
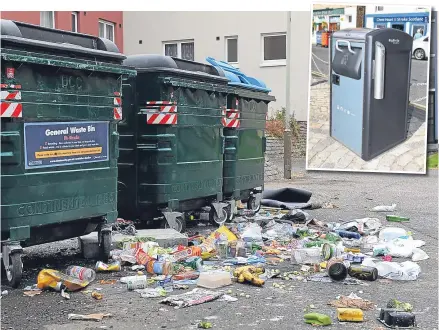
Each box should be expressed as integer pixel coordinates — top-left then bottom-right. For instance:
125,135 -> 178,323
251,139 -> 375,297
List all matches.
0,11 -> 124,52
123,11 -> 311,121
365,5 -> 429,14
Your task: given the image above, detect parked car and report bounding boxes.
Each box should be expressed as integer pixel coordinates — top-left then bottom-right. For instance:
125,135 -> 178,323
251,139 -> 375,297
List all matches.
412,35 -> 430,60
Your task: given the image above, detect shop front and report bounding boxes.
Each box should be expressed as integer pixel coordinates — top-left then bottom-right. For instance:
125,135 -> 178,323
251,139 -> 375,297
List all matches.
364,12 -> 430,39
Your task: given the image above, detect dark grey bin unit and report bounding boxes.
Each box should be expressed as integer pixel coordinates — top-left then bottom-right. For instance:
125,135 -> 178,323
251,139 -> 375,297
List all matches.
330,28 -> 413,161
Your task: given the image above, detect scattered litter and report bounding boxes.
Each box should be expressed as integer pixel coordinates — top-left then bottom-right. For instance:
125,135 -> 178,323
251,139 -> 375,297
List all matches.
91,291 -> 103,300
1,290 -> 8,297
99,279 -> 117,285
135,287 -> 166,298
386,215 -> 409,222
218,294 -> 238,302
160,288 -> 223,308
362,259 -> 421,281
68,313 -> 112,321
304,313 -> 332,326
378,308 -> 416,328
337,308 -> 364,322
371,204 -> 397,212
386,299 -> 413,312
95,261 -> 121,272
61,289 -> 70,300
23,290 -> 42,297
198,321 -> 213,329
329,293 -> 375,310
37,269 -> 89,292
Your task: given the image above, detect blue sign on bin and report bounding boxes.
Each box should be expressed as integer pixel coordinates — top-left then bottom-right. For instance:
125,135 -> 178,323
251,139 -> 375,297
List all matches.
24,121 -> 109,169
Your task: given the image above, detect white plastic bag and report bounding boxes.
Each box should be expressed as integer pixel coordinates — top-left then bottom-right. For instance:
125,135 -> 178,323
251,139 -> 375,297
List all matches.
379,227 -> 407,242
371,204 -> 397,212
362,259 -> 421,281
242,223 -> 263,243
412,248 -> 429,262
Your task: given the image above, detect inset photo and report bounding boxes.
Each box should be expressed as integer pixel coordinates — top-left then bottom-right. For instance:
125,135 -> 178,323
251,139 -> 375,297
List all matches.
307,4 -> 431,173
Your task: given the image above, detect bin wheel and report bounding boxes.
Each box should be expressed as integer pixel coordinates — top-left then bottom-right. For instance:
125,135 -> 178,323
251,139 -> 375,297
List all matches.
209,207 -> 228,227
247,196 -> 261,213
6,253 -> 23,288
162,216 -> 186,233
100,231 -> 112,262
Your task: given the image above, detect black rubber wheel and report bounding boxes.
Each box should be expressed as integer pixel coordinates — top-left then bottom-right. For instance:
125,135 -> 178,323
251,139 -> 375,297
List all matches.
100,231 -> 112,262
209,207 -> 228,227
247,196 -> 261,213
162,216 -> 186,233
6,253 -> 23,288
414,48 -> 425,60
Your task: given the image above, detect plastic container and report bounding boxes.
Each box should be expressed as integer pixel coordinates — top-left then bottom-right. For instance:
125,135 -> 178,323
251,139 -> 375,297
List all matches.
379,227 -> 408,242
126,276 -> 148,290
378,309 -> 417,328
66,266 -> 96,282
120,275 -> 147,284
197,271 -> 232,289
291,248 -> 321,265
337,308 -> 364,322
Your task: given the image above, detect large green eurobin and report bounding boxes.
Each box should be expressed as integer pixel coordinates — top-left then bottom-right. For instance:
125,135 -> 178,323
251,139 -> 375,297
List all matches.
223,86 -> 275,211
118,55 -> 230,231
0,20 -> 136,287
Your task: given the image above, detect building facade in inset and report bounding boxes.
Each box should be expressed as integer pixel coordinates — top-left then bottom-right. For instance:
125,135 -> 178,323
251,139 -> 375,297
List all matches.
0,11 -> 124,51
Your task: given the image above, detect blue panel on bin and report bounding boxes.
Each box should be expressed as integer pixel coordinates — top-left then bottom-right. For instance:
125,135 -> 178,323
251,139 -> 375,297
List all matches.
206,57 -> 271,92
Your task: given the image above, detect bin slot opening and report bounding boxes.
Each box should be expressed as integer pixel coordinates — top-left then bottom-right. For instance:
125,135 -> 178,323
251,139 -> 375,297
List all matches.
332,45 -> 363,80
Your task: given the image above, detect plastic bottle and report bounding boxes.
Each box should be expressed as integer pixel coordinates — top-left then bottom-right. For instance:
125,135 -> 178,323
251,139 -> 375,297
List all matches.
66,266 -> 96,282
335,230 -> 361,240
348,265 -> 378,281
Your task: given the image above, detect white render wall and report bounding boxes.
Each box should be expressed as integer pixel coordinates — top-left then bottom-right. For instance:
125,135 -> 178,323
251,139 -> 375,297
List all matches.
123,11 -> 312,121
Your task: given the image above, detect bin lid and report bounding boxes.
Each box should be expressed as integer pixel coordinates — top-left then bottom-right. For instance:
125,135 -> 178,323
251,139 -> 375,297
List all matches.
332,28 -> 374,41
123,54 -> 227,78
1,19 -> 125,62
205,57 -> 271,93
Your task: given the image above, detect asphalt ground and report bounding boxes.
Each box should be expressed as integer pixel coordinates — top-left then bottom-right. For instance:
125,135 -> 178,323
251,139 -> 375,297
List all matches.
1,168 -> 437,330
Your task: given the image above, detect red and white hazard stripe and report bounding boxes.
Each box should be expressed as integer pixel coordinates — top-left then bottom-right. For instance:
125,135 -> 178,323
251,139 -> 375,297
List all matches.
0,84 -> 21,90
1,90 -> 22,118
144,101 -> 177,125
113,92 -> 122,120
222,108 -> 240,128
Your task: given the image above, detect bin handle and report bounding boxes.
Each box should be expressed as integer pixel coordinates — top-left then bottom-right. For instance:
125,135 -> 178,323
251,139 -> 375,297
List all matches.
336,39 -> 355,54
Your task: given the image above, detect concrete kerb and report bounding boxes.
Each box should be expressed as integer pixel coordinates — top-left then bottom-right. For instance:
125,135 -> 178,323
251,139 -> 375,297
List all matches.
78,229 -> 188,259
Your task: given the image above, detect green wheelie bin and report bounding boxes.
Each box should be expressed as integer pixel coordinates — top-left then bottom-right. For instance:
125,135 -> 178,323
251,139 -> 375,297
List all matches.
205,58 -> 275,216
118,55 -> 231,232
0,20 -> 136,287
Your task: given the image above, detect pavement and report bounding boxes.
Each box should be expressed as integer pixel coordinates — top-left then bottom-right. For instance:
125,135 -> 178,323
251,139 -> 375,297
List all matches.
1,167 -> 437,330
307,80 -> 427,173
311,45 -> 429,108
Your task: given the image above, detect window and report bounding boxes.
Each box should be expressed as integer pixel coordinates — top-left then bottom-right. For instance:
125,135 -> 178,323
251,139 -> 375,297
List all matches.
163,40 -> 195,61
40,11 -> 55,28
99,20 -> 115,42
261,33 -> 286,66
225,37 -> 238,63
348,15 -> 352,23
71,12 -> 78,32
375,6 -> 384,11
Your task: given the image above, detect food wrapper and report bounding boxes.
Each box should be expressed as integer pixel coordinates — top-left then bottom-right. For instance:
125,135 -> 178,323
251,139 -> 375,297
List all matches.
135,248 -> 152,265
95,261 -> 121,272
37,269 -> 89,292
208,226 -> 237,242
160,288 -> 223,308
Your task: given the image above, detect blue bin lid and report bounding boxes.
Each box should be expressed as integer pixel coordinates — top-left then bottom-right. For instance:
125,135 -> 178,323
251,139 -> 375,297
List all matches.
206,57 -> 271,92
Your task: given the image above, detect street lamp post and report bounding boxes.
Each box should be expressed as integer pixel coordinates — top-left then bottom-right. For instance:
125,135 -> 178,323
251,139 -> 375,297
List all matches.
284,11 -> 292,179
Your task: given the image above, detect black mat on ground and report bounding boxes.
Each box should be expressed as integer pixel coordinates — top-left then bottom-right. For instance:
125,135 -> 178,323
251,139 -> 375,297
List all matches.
261,188 -> 313,210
